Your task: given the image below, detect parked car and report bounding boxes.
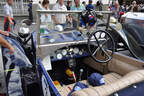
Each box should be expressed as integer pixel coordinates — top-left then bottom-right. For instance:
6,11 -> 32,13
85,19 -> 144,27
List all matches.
109,12 -> 144,61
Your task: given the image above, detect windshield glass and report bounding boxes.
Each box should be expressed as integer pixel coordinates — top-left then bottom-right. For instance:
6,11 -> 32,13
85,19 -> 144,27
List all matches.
125,18 -> 144,27
40,28 -> 87,44
124,18 -> 144,43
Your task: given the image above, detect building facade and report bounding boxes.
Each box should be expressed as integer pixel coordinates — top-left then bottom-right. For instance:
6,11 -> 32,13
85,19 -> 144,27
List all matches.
0,0 -> 29,16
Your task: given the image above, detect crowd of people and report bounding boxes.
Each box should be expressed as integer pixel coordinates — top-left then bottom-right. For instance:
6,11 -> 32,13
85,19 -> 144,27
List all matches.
2,0 -> 144,54
109,1 -> 144,20
0,0 -> 103,56
38,0 -> 85,28
38,0 -> 103,29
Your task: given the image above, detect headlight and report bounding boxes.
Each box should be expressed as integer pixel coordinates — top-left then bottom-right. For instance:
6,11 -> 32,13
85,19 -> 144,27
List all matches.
110,17 -> 117,24
116,23 -> 122,31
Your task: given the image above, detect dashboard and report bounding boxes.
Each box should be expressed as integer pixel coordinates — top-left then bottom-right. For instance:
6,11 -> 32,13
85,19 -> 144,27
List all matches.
50,45 -> 89,62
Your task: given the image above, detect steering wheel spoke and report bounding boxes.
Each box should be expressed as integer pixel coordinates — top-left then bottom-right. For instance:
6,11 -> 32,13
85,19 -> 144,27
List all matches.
101,38 -> 110,46
101,48 -> 111,59
88,30 -> 115,63
92,47 -> 100,56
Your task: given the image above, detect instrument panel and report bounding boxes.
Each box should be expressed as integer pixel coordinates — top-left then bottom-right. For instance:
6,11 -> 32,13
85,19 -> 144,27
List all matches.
50,45 -> 89,62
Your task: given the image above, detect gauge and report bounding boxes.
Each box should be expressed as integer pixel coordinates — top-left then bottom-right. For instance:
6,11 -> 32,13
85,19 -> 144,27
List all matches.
96,32 -> 100,38
56,53 -> 63,60
101,33 -> 106,38
62,49 -> 67,56
73,48 -> 79,54
79,51 -> 83,55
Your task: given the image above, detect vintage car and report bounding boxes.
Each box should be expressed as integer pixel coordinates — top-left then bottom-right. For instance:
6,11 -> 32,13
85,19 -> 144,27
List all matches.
36,10 -> 144,96
0,10 -> 144,96
109,12 -> 144,61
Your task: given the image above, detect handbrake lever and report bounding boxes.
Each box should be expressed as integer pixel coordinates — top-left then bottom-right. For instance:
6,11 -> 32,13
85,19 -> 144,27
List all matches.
79,69 -> 84,81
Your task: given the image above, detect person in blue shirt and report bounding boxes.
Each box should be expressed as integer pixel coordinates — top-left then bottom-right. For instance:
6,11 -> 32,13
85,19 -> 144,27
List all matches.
71,0 -> 85,28
86,0 -> 94,10
28,0 -> 33,22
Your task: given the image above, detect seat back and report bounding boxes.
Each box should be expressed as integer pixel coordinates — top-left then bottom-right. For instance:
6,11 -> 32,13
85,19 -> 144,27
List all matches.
83,52 -> 144,75
108,52 -> 144,75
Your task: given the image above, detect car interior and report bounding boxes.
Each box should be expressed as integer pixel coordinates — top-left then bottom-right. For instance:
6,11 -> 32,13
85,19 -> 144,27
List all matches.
44,44 -> 144,96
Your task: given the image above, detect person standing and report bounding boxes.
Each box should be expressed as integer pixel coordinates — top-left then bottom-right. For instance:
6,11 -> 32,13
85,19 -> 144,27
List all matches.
125,5 -> 129,12
38,0 -> 43,10
71,0 -> 85,28
66,1 -> 73,27
52,0 -> 67,28
3,0 -> 15,32
82,1 -> 87,7
128,1 -> 139,12
28,0 -> 33,22
97,0 -> 103,11
40,0 -> 52,23
111,1 -> 119,19
67,1 -> 72,10
86,0 -> 94,10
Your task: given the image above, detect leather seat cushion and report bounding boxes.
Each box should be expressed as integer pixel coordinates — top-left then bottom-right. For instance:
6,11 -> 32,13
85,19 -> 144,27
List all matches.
57,72 -> 122,96
71,70 -> 144,96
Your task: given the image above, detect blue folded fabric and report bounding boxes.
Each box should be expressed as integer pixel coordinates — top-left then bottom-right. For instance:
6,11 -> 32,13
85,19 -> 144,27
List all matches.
68,82 -> 88,96
88,73 -> 105,86
68,72 -> 104,96
1,35 -> 32,96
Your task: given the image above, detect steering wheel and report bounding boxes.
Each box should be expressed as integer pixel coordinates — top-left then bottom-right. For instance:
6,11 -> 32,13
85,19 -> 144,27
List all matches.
87,30 -> 115,63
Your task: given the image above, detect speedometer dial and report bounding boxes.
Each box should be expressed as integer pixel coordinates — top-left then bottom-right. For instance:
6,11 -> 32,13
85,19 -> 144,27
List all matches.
56,53 -> 63,60
101,33 -> 106,38
73,48 -> 79,54
62,49 -> 67,56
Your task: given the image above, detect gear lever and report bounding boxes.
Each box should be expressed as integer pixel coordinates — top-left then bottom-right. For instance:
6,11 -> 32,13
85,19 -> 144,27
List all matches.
79,69 -> 84,81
